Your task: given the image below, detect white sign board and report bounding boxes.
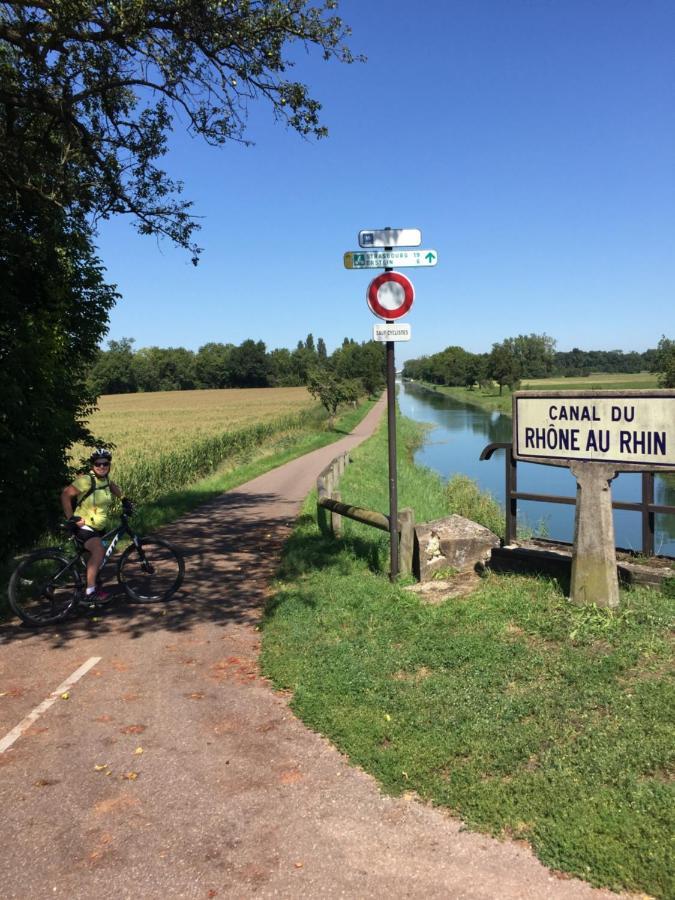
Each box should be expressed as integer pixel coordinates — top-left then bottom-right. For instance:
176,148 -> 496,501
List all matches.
345,249 -> 437,269
514,391 -> 675,469
359,228 -> 422,248
373,322 -> 411,342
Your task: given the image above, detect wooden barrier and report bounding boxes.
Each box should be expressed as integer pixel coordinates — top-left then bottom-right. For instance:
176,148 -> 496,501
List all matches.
316,452 -> 415,577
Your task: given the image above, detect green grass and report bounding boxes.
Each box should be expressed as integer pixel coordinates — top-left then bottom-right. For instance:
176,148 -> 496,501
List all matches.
411,372 -> 661,416
261,413 -> 675,898
413,382 -> 513,414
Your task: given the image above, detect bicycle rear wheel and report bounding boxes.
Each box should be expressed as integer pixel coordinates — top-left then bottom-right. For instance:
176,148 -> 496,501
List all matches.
117,537 -> 184,602
8,550 -> 81,626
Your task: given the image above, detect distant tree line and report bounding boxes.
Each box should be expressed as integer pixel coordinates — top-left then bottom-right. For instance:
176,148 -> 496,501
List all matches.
89,334 -> 386,398
403,334 -> 675,393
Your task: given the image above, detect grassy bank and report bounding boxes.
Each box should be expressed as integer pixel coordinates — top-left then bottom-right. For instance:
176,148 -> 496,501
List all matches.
410,381 -> 513,413
261,413 -> 674,898
409,372 -> 661,416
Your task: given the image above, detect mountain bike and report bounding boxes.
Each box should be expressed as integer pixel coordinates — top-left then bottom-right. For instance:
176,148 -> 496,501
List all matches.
8,511 -> 185,627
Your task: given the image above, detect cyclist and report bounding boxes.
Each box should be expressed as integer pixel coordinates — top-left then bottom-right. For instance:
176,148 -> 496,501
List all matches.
61,448 -> 127,602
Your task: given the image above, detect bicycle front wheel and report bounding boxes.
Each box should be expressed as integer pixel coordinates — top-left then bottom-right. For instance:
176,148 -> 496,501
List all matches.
117,537 -> 184,602
8,550 -> 81,626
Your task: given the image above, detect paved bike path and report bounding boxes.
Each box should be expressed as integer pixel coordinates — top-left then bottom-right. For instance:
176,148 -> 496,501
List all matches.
0,397 -> 628,899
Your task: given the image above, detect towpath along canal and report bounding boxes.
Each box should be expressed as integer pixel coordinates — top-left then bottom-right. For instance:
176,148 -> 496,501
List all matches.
0,396 -> 627,898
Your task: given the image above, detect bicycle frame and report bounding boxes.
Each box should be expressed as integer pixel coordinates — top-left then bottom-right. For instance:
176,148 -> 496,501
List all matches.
59,514 -> 141,581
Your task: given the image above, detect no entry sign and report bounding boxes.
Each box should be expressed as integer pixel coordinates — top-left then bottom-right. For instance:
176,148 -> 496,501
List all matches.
366,271 -> 415,320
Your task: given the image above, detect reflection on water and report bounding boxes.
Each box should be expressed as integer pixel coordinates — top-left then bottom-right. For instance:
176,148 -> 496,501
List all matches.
399,381 -> 675,557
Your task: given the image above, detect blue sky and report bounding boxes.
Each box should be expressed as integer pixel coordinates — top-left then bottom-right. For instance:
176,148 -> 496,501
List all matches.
97,0 -> 674,364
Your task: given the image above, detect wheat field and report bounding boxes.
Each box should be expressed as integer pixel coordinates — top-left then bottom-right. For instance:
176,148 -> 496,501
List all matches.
72,387 -> 322,503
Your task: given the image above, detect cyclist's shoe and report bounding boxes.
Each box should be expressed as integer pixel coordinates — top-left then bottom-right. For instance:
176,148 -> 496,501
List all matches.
83,588 -> 112,607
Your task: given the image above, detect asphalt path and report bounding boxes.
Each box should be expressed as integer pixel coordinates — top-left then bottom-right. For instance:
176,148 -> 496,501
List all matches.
0,397 -> 630,899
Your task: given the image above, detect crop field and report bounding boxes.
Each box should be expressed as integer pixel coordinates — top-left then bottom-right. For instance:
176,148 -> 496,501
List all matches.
522,372 -> 659,391
84,387 -> 317,460
72,387 -> 322,504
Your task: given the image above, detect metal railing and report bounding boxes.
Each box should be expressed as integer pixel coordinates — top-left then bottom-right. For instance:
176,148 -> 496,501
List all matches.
480,442 -> 675,556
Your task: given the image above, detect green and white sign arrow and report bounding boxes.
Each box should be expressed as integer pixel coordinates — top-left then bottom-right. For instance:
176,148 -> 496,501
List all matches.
344,249 -> 438,270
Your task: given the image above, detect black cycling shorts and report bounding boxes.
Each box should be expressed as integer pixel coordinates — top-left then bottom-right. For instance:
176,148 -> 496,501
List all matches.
74,526 -> 105,545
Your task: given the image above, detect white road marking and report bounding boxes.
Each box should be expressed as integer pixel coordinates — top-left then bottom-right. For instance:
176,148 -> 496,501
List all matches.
0,656 -> 102,753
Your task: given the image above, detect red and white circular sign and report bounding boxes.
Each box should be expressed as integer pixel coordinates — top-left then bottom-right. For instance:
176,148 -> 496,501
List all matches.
366,271 -> 415,320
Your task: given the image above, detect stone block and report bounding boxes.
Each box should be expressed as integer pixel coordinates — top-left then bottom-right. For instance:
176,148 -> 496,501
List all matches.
413,515 -> 500,582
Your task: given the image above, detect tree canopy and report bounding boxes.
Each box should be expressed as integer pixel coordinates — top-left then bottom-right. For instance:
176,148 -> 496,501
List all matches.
1,0 -> 359,259
0,197 -> 118,557
651,336 -> 675,389
1,1 -> 359,558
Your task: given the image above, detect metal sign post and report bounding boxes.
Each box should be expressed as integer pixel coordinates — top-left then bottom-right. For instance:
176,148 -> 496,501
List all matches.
383,248 -> 399,579
346,226 -> 434,581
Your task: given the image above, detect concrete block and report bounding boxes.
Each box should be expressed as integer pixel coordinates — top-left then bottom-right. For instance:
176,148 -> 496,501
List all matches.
414,515 -> 500,582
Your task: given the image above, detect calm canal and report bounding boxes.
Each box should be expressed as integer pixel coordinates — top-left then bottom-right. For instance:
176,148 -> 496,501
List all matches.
398,380 -> 675,557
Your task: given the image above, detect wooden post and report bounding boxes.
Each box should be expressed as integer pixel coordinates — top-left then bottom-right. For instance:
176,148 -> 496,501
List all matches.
331,491 -> 343,536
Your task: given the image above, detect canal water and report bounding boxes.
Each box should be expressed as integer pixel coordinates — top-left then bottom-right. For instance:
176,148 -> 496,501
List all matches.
398,380 -> 675,557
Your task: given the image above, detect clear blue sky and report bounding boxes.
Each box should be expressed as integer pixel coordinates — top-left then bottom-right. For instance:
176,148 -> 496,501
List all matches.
97,0 -> 674,364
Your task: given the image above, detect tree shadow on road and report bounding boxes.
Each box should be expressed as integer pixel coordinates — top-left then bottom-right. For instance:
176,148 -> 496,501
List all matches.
0,489 -> 331,649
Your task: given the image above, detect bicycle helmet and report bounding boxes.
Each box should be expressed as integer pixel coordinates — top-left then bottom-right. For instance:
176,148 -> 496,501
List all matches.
89,447 -> 112,464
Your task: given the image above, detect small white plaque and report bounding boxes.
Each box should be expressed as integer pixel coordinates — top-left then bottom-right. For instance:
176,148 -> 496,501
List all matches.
359,228 -> 422,248
373,322 -> 411,342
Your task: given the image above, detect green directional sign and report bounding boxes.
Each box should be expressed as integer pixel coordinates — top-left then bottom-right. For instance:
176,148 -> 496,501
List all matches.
344,249 -> 438,270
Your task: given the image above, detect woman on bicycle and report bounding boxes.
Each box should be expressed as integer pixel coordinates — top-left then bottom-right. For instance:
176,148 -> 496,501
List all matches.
61,448 -> 125,602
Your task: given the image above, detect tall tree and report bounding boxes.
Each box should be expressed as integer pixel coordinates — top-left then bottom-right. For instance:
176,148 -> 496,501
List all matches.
229,339 -> 270,387
89,338 -> 137,395
487,341 -> 521,395
1,2 -> 358,554
651,336 -> 675,388
195,342 -> 235,389
0,200 -> 118,556
0,1 -> 360,259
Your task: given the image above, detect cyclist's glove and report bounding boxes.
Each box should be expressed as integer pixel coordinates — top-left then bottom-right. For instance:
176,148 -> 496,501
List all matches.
64,516 -> 80,533
121,497 -> 135,515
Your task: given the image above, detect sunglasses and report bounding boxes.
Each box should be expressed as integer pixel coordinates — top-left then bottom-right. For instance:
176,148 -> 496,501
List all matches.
93,460 -> 111,467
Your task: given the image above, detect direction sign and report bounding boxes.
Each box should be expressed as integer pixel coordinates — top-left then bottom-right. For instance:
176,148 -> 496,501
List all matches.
367,271 -> 415,320
373,322 -> 411,342
344,249 -> 437,269
359,228 -> 422,248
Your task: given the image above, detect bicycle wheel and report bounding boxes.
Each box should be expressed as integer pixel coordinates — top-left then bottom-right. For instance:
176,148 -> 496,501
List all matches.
8,550 -> 81,626
117,537 -> 184,602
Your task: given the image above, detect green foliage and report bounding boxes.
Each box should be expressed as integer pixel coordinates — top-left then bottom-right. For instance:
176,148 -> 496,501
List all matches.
115,406 -> 326,507
405,338 -> 661,389
1,1 -> 361,258
89,338 -> 137,395
307,368 -> 357,420
1,1 -> 361,558
0,197 -> 118,559
487,341 -> 521,394
651,336 -> 675,389
445,474 -> 504,537
85,334 -> 385,395
332,339 -> 386,395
